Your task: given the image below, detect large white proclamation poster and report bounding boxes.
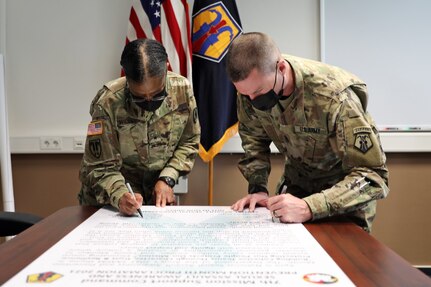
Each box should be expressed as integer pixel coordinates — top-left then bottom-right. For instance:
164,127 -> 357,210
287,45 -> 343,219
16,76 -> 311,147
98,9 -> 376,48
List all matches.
3,206 -> 354,286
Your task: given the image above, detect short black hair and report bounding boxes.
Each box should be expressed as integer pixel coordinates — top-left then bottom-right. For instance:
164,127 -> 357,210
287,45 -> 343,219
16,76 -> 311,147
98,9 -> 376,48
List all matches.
226,32 -> 279,82
120,39 -> 168,82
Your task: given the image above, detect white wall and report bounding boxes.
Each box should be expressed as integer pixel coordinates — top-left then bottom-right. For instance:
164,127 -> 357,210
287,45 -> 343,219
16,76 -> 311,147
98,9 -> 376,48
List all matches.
1,0 -> 320,152
235,0 -> 320,59
2,0 -> 430,153
3,0 -> 132,138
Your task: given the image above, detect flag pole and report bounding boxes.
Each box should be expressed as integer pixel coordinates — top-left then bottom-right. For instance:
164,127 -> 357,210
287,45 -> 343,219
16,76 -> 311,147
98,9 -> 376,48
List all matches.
208,159 -> 214,205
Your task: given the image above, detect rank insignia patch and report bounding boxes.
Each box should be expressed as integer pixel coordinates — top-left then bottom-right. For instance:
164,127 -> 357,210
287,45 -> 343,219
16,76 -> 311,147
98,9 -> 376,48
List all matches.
87,121 -> 103,136
89,138 -> 102,158
26,271 -> 63,283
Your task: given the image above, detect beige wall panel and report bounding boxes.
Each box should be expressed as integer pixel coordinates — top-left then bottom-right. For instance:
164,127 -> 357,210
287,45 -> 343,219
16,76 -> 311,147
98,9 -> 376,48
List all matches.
3,153 -> 431,266
372,153 -> 431,266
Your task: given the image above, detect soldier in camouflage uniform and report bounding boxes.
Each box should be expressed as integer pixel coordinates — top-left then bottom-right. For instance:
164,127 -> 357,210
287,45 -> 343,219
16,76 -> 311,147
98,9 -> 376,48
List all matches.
78,39 -> 200,215
226,32 -> 388,232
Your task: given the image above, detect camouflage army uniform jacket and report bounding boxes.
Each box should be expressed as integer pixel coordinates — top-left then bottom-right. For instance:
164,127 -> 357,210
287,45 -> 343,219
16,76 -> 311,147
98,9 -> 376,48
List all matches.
79,72 -> 200,208
237,55 -> 389,231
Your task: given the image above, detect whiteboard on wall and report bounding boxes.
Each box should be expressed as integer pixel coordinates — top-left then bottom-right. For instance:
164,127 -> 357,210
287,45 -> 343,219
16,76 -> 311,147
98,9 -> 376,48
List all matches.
321,0 -> 431,130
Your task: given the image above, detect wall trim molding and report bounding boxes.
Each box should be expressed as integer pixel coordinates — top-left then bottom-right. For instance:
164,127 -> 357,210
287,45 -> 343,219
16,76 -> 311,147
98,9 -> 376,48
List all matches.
9,132 -> 431,154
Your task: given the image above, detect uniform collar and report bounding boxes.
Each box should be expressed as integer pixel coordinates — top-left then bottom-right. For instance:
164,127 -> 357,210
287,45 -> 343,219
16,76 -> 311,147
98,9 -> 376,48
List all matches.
280,56 -> 307,126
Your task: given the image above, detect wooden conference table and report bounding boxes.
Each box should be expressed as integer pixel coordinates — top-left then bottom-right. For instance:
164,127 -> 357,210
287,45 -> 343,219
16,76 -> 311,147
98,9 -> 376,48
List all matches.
0,206 -> 430,286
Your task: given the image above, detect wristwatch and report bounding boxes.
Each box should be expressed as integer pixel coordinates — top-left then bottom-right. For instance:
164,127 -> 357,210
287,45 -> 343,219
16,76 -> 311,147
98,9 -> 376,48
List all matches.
158,176 -> 176,188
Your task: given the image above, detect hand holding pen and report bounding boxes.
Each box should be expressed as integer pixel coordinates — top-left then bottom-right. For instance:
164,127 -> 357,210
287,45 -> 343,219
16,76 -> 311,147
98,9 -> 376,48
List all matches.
118,183 -> 143,217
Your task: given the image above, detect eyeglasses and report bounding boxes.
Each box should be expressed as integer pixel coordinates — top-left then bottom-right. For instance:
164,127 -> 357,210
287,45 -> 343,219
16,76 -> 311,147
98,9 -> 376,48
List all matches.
129,88 -> 168,103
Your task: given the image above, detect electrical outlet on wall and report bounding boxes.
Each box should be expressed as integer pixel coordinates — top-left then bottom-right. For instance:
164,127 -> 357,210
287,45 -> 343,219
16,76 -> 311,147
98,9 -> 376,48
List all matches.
40,137 -> 62,150
73,137 -> 85,150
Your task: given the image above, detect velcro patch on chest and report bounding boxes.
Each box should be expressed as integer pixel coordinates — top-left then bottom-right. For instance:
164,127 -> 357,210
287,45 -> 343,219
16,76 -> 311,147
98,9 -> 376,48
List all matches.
117,118 -> 140,127
294,126 -> 324,134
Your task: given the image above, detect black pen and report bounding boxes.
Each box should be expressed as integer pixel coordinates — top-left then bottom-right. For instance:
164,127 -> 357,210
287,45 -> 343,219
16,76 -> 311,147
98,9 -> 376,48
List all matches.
126,182 -> 143,218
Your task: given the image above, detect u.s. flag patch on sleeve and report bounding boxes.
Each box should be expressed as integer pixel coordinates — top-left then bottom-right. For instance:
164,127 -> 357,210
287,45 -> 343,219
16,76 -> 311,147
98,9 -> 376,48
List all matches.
87,121 -> 103,136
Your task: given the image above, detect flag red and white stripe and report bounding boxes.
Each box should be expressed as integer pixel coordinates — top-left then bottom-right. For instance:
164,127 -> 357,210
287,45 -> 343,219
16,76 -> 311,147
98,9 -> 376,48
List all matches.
126,0 -> 192,82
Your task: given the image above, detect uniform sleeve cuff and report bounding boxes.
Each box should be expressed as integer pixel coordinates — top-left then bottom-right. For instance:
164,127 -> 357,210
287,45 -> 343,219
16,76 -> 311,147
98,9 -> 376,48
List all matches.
248,184 -> 269,194
159,167 -> 179,182
110,188 -> 128,209
303,193 -> 330,220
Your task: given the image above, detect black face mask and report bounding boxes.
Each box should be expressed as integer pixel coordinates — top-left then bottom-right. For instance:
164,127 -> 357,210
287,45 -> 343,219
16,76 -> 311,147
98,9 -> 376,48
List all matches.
250,64 -> 285,111
135,98 -> 164,112
127,87 -> 167,112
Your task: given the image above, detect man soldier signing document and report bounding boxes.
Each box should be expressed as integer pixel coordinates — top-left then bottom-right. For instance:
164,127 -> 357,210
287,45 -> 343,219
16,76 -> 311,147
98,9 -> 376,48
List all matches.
227,32 -> 389,232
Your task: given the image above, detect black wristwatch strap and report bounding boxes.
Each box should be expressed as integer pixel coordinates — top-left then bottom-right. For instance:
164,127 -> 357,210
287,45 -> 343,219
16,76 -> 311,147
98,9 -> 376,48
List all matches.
158,176 -> 176,188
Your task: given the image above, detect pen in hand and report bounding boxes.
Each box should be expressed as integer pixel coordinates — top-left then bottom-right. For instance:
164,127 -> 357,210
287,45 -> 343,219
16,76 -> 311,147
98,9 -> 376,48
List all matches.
271,185 -> 287,223
126,182 -> 143,218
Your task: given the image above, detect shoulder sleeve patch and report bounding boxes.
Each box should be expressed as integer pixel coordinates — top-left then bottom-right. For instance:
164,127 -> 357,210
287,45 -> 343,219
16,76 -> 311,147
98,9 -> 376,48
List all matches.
343,118 -> 384,167
354,133 -> 373,153
88,138 -> 102,158
87,121 -> 103,136
353,126 -> 372,134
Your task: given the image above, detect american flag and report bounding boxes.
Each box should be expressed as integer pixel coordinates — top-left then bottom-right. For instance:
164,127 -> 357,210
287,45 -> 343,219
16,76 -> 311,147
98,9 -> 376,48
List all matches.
126,0 -> 192,81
